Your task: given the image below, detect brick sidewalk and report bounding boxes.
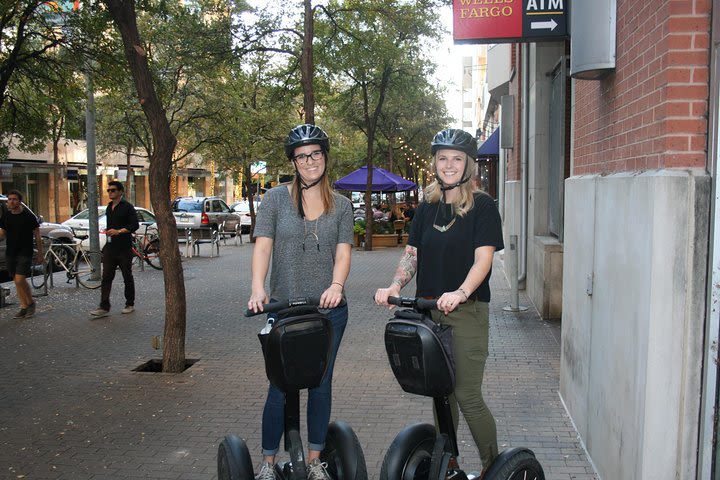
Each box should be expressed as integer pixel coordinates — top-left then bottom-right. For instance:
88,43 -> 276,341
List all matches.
0,241 -> 597,480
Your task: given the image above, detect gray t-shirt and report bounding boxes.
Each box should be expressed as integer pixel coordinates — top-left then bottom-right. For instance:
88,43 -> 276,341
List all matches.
254,185 -> 354,300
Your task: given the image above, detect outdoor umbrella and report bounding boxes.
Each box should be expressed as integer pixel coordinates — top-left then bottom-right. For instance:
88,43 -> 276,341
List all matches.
334,166 -> 417,192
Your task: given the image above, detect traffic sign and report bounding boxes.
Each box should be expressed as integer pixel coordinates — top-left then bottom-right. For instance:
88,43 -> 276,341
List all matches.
453,0 -> 569,44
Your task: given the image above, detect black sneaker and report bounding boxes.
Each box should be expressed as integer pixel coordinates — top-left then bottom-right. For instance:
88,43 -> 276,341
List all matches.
25,303 -> 36,318
13,308 -> 27,319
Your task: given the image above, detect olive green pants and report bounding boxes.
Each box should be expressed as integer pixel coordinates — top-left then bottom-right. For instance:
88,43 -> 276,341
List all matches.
432,300 -> 498,469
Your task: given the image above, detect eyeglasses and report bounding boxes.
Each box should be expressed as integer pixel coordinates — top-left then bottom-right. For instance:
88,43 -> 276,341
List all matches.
292,150 -> 324,164
106,188 -> 118,193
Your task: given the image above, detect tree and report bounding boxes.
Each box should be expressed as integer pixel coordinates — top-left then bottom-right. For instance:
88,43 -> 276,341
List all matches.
376,77 -> 450,204
0,2 -> 83,161
103,0 -> 186,373
318,0 -> 441,249
201,53 -> 294,240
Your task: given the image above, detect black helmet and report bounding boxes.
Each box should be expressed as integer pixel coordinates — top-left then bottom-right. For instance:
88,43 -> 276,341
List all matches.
431,129 -> 477,159
284,124 -> 330,159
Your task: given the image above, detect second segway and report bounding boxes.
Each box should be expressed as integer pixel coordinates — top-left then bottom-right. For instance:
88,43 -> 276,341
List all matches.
380,296 -> 545,480
218,297 -> 367,480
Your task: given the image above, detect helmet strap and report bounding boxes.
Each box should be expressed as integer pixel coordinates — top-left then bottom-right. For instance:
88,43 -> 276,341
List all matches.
293,164 -> 326,218
439,174 -> 471,191
435,153 -> 472,192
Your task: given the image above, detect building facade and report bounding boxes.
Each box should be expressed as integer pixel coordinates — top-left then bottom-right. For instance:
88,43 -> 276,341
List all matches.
485,0 -> 718,478
0,139 -> 236,222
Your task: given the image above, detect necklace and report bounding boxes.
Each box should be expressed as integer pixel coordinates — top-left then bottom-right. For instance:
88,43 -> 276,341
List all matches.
433,202 -> 456,233
303,216 -> 320,251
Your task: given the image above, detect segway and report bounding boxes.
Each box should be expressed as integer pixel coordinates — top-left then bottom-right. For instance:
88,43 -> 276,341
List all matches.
380,296 -> 544,480
218,297 -> 368,480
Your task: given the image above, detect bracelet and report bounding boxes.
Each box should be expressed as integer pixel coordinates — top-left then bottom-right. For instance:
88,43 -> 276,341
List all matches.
331,282 -> 344,289
457,287 -> 468,301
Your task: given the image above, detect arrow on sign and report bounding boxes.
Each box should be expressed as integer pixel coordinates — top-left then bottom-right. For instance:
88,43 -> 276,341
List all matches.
530,19 -> 558,31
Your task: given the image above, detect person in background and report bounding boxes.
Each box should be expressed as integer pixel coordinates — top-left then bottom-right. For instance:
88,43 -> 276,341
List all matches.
0,190 -> 43,319
90,181 -> 139,318
374,128 -> 504,475
247,124 -> 353,480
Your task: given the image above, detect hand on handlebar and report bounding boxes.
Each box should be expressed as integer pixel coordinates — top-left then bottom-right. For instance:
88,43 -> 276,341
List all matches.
374,284 -> 401,309
436,290 -> 465,316
247,289 -> 269,314
319,284 -> 344,309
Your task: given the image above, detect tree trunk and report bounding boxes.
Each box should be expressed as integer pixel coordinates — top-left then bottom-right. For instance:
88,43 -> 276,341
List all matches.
301,0 -> 314,124
104,0 -> 187,373
52,119 -> 62,222
362,66 -> 392,251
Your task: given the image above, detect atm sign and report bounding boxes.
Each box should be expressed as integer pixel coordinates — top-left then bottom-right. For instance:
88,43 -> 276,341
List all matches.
453,0 -> 568,44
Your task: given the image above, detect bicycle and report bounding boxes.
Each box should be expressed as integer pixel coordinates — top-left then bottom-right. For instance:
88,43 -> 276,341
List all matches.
30,239 -> 102,290
130,222 -> 162,270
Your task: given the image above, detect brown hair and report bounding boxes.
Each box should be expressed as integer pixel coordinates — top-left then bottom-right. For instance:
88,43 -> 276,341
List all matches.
7,190 -> 23,202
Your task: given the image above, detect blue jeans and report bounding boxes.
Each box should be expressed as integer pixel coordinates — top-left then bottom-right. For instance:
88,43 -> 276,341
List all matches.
261,304 -> 348,455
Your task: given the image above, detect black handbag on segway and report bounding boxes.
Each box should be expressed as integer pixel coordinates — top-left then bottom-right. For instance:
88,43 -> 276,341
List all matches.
380,297 -> 545,480
218,298 -> 368,480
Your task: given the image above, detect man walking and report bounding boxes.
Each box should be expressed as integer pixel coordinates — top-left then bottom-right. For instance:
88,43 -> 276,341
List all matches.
90,181 -> 139,318
0,190 -> 43,319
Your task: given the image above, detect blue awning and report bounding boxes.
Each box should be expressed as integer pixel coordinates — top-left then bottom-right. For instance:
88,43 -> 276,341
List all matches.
477,128 -> 499,156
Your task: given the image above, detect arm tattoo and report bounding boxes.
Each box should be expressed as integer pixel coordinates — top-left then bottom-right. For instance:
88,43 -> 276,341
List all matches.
391,246 -> 417,288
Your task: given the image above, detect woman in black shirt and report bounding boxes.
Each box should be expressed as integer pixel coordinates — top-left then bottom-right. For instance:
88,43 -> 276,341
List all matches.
374,128 -> 504,475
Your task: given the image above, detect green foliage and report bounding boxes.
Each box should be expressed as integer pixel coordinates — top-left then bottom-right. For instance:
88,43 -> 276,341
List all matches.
353,222 -> 365,236
0,1 -> 86,159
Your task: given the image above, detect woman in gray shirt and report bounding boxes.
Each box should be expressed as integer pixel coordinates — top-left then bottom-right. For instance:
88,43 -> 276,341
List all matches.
247,124 -> 353,480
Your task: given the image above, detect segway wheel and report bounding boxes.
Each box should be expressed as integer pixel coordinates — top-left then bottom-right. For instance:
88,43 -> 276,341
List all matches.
483,447 -> 545,480
380,423 -> 436,480
320,421 -> 368,480
218,434 -> 254,480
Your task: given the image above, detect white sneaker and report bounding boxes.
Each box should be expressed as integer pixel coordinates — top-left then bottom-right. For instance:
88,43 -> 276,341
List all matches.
121,305 -> 135,314
90,308 -> 109,317
254,461 -> 277,480
308,458 -> 331,480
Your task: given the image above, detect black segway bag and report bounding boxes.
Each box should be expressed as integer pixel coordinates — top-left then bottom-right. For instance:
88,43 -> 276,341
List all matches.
259,306 -> 333,392
384,309 -> 455,397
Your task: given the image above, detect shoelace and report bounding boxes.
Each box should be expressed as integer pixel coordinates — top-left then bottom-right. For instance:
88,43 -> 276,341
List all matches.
308,461 -> 330,480
256,463 -> 275,480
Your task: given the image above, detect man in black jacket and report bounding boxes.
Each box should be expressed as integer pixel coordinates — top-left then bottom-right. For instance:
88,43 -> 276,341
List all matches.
90,181 -> 139,318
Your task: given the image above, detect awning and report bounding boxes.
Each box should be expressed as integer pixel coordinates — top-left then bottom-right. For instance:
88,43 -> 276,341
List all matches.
477,128 -> 499,157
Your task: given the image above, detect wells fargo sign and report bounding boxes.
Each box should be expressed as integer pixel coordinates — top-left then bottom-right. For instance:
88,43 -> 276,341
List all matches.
453,0 -> 568,44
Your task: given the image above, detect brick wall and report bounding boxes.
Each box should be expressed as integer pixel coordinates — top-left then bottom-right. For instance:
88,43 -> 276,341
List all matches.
572,0 -> 711,175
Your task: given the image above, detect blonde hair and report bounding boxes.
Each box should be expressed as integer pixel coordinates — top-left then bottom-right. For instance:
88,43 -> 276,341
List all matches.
423,152 -> 477,216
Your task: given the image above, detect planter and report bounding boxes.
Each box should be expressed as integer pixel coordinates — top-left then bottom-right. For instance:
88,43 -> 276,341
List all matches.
353,232 -> 365,247
371,233 -> 408,248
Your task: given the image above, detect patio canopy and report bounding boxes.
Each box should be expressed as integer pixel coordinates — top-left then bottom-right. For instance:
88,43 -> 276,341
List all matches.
334,166 -> 417,192
477,128 -> 499,157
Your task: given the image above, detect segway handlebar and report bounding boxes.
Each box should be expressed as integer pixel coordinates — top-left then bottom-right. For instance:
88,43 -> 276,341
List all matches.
387,296 -> 438,311
245,297 -> 347,317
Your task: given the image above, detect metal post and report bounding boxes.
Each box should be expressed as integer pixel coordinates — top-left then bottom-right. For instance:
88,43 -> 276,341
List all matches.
503,235 -> 528,312
85,67 -> 101,280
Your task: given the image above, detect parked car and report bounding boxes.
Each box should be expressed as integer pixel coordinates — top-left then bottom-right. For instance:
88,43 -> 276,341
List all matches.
230,200 -> 260,234
171,196 -> 241,234
61,206 -> 157,250
0,194 -> 75,279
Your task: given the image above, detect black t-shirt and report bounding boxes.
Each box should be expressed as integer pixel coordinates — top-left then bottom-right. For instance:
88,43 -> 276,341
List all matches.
408,192 -> 504,302
0,207 -> 40,257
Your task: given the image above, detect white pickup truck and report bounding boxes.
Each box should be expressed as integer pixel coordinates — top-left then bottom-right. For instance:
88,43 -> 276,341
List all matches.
172,196 -> 241,235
